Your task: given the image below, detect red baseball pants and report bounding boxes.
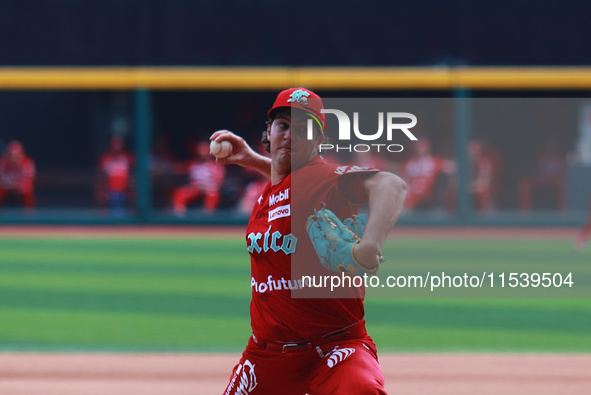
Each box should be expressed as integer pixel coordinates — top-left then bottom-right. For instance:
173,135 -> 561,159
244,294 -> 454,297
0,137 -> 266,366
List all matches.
224,334 -> 387,395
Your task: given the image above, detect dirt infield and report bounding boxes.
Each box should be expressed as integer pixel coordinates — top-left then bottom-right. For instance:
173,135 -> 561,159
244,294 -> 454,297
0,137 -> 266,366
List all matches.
1,353 -> 590,395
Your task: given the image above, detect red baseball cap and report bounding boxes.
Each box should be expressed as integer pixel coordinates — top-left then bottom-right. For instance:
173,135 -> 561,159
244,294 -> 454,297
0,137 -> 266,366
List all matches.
267,87 -> 326,131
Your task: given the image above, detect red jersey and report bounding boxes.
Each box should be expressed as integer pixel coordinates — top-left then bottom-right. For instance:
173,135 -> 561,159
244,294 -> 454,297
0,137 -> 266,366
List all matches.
246,156 -> 379,342
100,152 -> 133,192
187,160 -> 225,192
402,155 -> 444,196
0,155 -> 35,191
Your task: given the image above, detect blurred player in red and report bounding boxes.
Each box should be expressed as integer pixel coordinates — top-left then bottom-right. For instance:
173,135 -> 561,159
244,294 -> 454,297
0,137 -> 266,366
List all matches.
468,140 -> 494,212
482,140 -> 503,211
519,139 -> 566,212
401,139 -> 454,211
0,140 -> 36,210
172,141 -> 226,216
211,88 -> 406,394
99,135 -> 134,216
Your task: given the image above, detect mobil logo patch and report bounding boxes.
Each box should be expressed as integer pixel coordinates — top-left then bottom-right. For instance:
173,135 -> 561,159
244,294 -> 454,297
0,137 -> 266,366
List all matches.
269,188 -> 290,206
268,204 -> 290,222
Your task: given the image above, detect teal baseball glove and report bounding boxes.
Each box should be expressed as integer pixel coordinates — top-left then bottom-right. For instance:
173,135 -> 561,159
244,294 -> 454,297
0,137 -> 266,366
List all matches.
306,207 -> 382,277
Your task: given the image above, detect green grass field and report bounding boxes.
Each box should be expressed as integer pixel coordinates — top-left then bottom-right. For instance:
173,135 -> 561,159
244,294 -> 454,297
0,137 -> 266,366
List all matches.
0,233 -> 589,352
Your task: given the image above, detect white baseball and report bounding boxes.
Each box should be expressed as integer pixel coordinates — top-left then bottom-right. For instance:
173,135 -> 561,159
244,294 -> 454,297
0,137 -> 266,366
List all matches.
209,140 -> 233,158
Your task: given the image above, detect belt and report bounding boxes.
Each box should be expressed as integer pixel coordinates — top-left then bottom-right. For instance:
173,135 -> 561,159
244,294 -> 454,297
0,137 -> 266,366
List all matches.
252,320 -> 365,353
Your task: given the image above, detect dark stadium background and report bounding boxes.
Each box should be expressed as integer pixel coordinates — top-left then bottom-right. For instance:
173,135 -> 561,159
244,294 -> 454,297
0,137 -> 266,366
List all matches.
0,0 -> 589,216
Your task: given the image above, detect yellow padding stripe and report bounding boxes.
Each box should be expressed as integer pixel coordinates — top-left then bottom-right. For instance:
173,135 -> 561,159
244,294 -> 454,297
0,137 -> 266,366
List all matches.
0,67 -> 590,90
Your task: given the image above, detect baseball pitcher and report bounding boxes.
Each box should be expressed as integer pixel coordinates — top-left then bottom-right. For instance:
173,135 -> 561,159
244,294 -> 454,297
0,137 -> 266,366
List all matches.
212,88 -> 406,395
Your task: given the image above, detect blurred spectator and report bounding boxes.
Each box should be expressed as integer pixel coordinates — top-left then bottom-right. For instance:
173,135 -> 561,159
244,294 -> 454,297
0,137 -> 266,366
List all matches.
519,139 -> 566,212
0,140 -> 36,210
98,135 -> 134,216
172,141 -> 226,216
468,140 -> 494,212
402,139 -> 455,211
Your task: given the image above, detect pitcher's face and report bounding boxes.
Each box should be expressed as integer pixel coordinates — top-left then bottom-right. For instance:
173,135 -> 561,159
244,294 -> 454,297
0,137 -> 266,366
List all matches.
267,110 -> 323,175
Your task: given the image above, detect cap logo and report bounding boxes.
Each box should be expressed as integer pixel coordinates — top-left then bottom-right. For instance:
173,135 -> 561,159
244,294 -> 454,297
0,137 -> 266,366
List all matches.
287,89 -> 310,105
